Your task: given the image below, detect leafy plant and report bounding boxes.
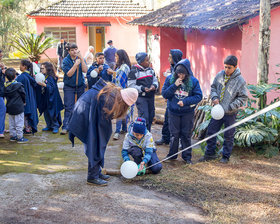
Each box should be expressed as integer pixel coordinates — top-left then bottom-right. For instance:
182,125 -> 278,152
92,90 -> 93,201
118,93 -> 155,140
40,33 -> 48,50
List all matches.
9,32 -> 54,62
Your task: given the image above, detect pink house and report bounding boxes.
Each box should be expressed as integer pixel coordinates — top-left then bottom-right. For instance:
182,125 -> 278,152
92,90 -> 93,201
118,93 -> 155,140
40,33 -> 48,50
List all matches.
130,0 -> 280,100
28,0 -> 152,61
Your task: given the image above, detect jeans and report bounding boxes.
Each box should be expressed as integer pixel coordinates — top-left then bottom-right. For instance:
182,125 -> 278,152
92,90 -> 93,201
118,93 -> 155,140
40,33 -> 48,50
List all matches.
0,97 -> 5,134
44,111 -> 61,130
115,118 -> 127,133
168,111 -> 194,161
87,161 -> 101,180
205,114 -> 237,159
161,108 -> 170,143
9,113 -> 24,139
136,96 -> 155,131
62,85 -> 85,130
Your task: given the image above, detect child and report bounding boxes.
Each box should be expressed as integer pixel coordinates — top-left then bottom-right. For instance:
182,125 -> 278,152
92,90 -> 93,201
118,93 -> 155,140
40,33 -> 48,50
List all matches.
112,49 -> 132,140
162,59 -> 203,164
37,62 -> 64,134
127,52 -> 158,131
121,117 -> 162,175
68,79 -> 138,186
86,52 -> 114,89
2,68 -> 28,143
16,59 -> 38,134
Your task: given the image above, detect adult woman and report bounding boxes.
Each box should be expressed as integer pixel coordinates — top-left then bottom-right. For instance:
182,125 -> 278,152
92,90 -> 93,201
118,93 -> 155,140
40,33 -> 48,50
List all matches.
84,46 -> 95,67
112,49 -> 132,140
37,62 -> 64,134
68,78 -> 138,186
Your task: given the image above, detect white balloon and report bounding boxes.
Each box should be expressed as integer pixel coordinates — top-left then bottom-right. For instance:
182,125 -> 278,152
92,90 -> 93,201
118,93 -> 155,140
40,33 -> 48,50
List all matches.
120,161 -> 138,179
32,62 -> 40,75
211,104 -> 225,120
35,73 -> 45,84
90,70 -> 98,78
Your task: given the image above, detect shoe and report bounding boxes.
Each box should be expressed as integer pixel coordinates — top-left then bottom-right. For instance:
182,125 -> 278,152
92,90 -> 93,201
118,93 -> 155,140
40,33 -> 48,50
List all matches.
42,127 -> 51,131
4,129 -> 9,133
184,159 -> 193,164
87,178 -> 108,186
155,138 -> 169,145
198,155 -> 217,162
99,173 -> 111,180
52,128 -> 59,134
113,133 -> 119,140
0,134 -> 4,138
17,137 -> 29,144
163,156 -> 177,162
60,129 -> 68,135
120,130 -> 127,134
23,129 -> 32,135
220,157 -> 229,164
10,136 -> 17,142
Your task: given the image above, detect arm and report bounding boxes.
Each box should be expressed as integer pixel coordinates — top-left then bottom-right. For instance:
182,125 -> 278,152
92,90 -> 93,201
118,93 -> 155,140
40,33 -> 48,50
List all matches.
121,134 -> 131,161
127,68 -> 143,93
142,135 -> 156,164
151,71 -> 158,89
19,85 -> 26,104
65,60 -> 80,77
161,76 -> 177,99
210,75 -> 219,101
182,78 -> 203,106
229,80 -> 248,111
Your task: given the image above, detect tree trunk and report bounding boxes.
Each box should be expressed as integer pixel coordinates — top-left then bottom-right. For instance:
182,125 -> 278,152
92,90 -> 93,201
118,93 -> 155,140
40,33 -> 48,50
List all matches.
257,0 -> 271,108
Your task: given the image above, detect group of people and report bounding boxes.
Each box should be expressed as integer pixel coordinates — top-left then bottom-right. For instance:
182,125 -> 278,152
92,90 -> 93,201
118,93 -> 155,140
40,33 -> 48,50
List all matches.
0,39 -> 248,186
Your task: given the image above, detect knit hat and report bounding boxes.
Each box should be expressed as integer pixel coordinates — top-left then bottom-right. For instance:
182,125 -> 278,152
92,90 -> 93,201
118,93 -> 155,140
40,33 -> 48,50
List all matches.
133,117 -> 146,134
120,88 -> 138,106
136,52 -> 148,64
175,64 -> 189,75
224,55 -> 238,67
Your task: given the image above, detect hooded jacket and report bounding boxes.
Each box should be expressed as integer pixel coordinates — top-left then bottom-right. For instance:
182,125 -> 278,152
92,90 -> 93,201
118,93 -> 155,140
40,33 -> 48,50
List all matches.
2,81 -> 25,115
170,49 -> 183,73
210,68 -> 248,114
68,78 -> 113,168
86,62 -> 111,89
162,59 -> 203,115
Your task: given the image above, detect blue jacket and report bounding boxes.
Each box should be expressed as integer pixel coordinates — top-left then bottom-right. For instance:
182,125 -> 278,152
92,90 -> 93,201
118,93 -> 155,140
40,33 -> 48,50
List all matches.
86,62 -> 111,89
68,79 -> 113,168
162,59 -> 203,115
103,46 -> 117,64
62,54 -> 85,88
16,72 -> 39,133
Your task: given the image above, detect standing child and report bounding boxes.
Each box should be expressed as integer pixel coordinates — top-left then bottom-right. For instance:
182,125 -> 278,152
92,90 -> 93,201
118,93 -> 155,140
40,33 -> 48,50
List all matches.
68,79 -> 138,186
37,62 -> 64,134
1,68 -> 28,143
162,59 -> 203,164
112,49 -> 131,140
122,117 -> 162,175
16,59 -> 38,134
128,52 -> 158,131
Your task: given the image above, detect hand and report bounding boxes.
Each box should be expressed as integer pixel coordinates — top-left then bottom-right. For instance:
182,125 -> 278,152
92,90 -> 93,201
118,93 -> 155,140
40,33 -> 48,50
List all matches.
177,101 -> 184,107
77,50 -> 82,59
138,162 -> 145,172
212,99 -> 220,105
175,78 -> 183,86
144,87 -> 150,92
75,59 -> 81,66
107,68 -> 114,75
98,65 -> 103,71
149,85 -> 156,92
38,82 -> 46,87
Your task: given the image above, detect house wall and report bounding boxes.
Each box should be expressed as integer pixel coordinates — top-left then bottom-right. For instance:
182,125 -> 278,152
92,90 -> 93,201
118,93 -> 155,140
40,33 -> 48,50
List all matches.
33,17 -> 139,60
241,6 -> 280,102
186,27 -> 242,96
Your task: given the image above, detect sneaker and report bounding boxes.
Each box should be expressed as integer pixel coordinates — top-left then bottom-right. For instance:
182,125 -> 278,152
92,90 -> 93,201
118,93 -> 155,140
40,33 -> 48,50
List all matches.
99,173 -> 111,180
17,137 -> 29,144
0,134 -> 4,138
10,136 -> 17,142
52,128 -> 59,134
198,155 -> 217,163
184,159 -> 193,164
42,127 -> 51,131
87,178 -> 108,186
155,138 -> 169,145
60,129 -> 68,135
113,133 -> 119,140
220,157 -> 229,164
23,129 -> 32,135
120,130 -> 127,134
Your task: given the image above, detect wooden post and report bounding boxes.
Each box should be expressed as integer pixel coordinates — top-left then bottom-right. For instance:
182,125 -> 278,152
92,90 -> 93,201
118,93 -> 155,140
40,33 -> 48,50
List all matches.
257,0 -> 271,108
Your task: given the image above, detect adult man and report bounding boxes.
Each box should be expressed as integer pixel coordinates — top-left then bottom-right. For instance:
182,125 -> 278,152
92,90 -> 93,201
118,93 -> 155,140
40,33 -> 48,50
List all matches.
198,55 -> 248,163
56,38 -> 68,73
103,40 -> 117,70
0,49 -> 6,138
61,43 -> 88,135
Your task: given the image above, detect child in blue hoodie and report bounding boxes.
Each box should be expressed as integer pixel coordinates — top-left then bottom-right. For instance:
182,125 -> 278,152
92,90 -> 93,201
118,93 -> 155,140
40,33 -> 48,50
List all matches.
121,117 -> 162,175
162,59 -> 202,164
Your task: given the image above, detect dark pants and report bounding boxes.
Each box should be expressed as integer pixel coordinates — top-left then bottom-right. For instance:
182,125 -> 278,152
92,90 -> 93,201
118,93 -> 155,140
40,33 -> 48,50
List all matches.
205,114 -> 237,159
168,111 -> 194,161
44,111 -> 61,130
115,117 -> 128,133
128,146 -> 162,174
62,85 -> 85,130
136,96 -> 155,131
87,161 -> 101,180
161,108 -> 170,143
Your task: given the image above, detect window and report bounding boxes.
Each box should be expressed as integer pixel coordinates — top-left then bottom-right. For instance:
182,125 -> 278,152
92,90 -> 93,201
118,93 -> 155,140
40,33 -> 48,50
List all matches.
44,27 -> 76,47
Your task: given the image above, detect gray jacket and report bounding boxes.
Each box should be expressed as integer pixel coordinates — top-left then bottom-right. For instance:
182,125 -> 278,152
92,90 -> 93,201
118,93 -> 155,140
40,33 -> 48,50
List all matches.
210,68 -> 248,114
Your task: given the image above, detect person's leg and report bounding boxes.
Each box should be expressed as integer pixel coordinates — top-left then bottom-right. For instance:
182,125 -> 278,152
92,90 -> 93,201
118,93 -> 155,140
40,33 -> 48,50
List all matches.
162,108 -> 170,143
24,115 -> 32,133
167,112 -> 180,159
128,146 -> 143,165
43,111 -> 52,130
121,118 -> 127,132
181,112 -> 194,162
136,97 -> 149,129
147,97 -> 155,131
62,85 -> 75,130
0,97 -> 6,135
87,161 -> 101,180
115,119 -> 122,134
77,85 -> 85,100
15,113 -> 24,139
222,114 -> 237,160
9,115 -> 16,138
148,150 -> 162,174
